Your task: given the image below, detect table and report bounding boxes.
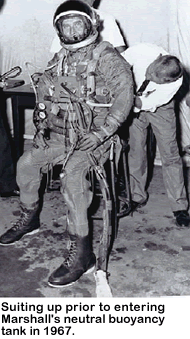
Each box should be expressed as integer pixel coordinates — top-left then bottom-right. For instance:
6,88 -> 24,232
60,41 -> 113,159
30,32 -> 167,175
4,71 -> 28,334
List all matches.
2,83 -> 36,161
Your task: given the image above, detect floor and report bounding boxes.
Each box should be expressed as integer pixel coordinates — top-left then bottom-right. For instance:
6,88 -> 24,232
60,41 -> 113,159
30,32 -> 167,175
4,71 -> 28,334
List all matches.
1,162 -> 190,298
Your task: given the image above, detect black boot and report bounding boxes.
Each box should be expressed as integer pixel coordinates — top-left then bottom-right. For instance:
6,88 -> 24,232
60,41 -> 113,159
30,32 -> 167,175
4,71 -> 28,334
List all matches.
174,210 -> 190,227
117,196 -> 132,218
48,235 -> 96,287
0,201 -> 40,245
117,197 -> 148,218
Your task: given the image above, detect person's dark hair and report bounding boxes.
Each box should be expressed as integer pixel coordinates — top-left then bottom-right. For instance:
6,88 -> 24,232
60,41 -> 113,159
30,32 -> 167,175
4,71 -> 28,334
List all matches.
156,55 -> 183,82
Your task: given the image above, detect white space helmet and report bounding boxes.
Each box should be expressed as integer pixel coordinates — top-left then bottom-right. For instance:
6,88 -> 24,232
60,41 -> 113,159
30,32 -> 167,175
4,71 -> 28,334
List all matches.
53,0 -> 99,50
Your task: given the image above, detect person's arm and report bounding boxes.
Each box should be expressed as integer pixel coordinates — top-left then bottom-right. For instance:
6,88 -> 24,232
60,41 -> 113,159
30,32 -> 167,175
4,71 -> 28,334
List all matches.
78,46 -> 134,151
94,46 -> 134,141
135,77 -> 183,112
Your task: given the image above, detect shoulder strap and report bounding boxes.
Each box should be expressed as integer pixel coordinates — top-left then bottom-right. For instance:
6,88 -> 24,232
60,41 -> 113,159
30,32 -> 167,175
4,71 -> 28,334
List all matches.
87,41 -> 112,96
45,48 -> 66,75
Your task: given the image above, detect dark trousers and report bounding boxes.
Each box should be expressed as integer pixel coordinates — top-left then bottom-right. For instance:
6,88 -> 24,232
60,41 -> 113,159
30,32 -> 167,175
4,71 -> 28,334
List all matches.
128,100 -> 188,212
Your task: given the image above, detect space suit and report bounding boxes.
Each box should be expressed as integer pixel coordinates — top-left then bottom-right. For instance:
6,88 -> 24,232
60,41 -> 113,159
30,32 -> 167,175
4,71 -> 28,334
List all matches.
0,0 -> 134,287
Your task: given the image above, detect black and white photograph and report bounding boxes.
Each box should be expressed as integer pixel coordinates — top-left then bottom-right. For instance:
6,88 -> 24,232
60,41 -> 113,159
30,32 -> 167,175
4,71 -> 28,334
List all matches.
0,0 -> 189,336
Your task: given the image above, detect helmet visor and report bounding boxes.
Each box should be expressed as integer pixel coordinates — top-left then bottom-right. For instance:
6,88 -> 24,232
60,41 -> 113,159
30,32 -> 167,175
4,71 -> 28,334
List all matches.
56,14 -> 92,45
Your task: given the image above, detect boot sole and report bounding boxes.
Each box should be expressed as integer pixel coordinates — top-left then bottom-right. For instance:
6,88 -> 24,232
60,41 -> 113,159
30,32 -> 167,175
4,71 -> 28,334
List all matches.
0,228 -> 39,246
175,221 -> 190,227
47,264 -> 96,288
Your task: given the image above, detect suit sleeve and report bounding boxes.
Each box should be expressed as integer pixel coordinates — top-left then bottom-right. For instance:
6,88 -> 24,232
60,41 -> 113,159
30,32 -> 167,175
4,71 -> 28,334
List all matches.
94,46 -> 134,141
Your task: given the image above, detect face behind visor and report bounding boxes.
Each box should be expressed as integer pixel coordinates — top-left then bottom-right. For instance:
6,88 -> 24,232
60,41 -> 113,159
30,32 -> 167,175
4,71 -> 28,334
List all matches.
56,14 -> 92,45
53,0 -> 99,50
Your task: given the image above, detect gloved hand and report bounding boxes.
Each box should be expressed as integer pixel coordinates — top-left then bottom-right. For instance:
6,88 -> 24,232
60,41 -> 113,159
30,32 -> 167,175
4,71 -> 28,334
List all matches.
78,132 -> 101,152
46,113 -> 64,134
33,130 -> 49,150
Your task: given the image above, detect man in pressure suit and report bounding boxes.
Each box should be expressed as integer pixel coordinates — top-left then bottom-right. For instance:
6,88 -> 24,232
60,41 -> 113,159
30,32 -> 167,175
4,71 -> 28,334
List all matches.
0,0 -> 134,287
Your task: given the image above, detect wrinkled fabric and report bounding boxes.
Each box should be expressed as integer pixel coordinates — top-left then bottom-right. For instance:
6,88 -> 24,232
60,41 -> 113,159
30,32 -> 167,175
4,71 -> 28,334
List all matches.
122,43 -> 183,113
128,100 -> 188,211
168,0 -> 190,164
17,40 -> 133,235
36,41 -> 134,143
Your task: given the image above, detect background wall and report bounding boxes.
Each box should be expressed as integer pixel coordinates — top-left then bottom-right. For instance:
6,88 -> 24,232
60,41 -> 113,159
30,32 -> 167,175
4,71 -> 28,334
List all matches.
0,0 -> 62,82
99,0 -> 169,49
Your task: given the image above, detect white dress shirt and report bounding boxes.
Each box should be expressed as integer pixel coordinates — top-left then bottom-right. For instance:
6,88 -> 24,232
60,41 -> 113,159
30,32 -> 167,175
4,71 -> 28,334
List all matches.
122,43 -> 183,113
